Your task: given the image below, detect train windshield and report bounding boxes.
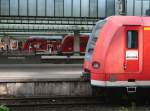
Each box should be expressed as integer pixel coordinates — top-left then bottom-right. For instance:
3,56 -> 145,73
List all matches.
85,19 -> 107,60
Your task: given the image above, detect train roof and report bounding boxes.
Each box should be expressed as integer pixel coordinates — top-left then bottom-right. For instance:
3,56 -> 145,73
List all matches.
106,16 -> 150,26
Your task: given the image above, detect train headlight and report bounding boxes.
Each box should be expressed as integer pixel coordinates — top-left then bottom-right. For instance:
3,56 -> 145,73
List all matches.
92,61 -> 100,69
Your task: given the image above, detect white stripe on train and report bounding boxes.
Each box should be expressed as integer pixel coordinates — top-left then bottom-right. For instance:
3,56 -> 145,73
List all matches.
91,80 -> 150,87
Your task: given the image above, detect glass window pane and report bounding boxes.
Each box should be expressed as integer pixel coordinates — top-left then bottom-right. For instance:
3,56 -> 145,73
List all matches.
1,0 -> 9,16
28,0 -> 36,16
64,0 -> 71,16
88,19 -> 107,51
10,0 -> 18,16
46,0 -> 54,16
73,0 -> 80,17
19,0 -> 27,16
37,0 -> 45,16
127,0 -> 133,16
106,0 -> 115,16
81,0 -> 89,17
142,0 -> 149,16
134,0 -> 141,16
90,0 -> 97,17
55,0 -> 63,16
127,30 -> 138,49
114,0 -> 118,15
98,0 -> 106,17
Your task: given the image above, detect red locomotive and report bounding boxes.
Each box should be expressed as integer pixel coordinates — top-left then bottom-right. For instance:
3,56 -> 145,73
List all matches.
60,35 -> 89,55
84,16 -> 150,93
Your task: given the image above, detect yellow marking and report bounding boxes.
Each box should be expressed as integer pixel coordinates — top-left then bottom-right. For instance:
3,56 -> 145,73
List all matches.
144,27 -> 150,30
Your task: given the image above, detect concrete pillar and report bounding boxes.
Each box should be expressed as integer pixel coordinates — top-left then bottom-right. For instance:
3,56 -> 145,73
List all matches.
73,30 -> 80,56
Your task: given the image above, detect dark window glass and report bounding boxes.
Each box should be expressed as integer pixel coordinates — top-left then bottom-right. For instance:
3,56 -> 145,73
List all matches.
127,30 -> 138,49
86,19 -> 106,53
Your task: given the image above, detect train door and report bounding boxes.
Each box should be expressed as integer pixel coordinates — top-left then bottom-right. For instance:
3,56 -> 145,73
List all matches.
124,26 -> 142,73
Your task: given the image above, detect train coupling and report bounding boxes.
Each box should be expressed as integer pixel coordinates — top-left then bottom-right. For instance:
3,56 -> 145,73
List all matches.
81,71 -> 90,81
126,87 -> 137,93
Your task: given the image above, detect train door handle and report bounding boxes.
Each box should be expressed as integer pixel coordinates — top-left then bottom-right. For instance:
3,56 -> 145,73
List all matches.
123,63 -> 127,70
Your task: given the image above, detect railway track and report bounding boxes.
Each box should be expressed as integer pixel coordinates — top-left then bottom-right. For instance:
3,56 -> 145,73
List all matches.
0,96 -> 150,106
0,96 -> 150,111
0,97 -> 104,107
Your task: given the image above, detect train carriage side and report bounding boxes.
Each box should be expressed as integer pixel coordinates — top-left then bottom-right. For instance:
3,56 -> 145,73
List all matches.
90,16 -> 150,91
80,35 -> 89,54
23,38 -> 48,52
60,35 -> 89,55
143,17 -> 150,85
60,35 -> 74,55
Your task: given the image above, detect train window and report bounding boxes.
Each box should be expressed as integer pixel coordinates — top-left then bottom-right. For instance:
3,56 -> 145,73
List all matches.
88,19 -> 107,51
127,30 -> 138,49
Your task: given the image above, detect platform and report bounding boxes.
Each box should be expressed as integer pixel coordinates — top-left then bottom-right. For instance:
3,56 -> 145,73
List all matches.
0,64 -> 91,97
41,56 -> 84,63
0,64 -> 83,82
41,56 -> 84,59
0,55 -> 84,64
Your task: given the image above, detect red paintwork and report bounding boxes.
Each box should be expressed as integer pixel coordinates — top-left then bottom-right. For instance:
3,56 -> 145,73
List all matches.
83,59 -> 90,71
61,35 -> 89,54
89,16 -> 150,86
23,38 -> 48,51
80,35 -> 89,53
61,35 -> 74,53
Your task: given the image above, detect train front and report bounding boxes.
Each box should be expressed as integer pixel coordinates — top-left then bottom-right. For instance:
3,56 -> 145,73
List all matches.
90,16 -> 142,90
82,19 -> 107,80
89,16 -> 123,87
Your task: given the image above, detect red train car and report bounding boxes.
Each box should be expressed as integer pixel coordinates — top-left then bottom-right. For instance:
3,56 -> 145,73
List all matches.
60,35 -> 89,55
23,37 -> 48,52
23,36 -> 62,54
85,16 -> 150,93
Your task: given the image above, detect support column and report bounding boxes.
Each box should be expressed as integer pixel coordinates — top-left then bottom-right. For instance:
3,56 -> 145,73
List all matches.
73,30 -> 80,56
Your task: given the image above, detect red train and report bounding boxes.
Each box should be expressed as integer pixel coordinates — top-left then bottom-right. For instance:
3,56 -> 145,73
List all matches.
23,36 -> 62,54
23,35 -> 89,55
60,35 -> 89,55
23,37 -> 48,52
83,16 -> 150,93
